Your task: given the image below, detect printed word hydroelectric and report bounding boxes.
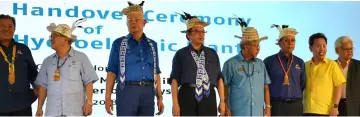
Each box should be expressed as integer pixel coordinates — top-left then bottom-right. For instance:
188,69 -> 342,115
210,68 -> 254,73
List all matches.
14,34 -> 241,54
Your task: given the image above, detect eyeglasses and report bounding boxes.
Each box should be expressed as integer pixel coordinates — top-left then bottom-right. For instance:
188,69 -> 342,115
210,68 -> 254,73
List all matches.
248,44 -> 260,48
281,38 -> 295,43
49,33 -> 66,39
190,30 -> 207,34
127,18 -> 143,23
341,47 -> 355,51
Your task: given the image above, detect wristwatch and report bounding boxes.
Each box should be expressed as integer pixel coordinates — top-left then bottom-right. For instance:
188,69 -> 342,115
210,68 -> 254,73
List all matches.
333,104 -> 339,108
87,103 -> 93,106
265,105 -> 272,108
220,98 -> 226,103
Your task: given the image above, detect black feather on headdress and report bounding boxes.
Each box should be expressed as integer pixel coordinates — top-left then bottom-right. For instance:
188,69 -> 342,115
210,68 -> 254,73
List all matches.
271,24 -> 279,28
71,18 -> 87,32
282,25 -> 289,29
271,24 -> 282,31
176,11 -> 198,21
236,17 -> 247,28
127,1 -> 145,6
271,24 -> 290,31
233,14 -> 247,32
139,1 -> 145,6
127,1 -> 134,6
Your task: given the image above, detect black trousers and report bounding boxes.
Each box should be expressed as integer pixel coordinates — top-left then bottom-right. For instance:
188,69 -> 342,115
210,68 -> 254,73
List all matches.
338,98 -> 347,116
303,113 -> 329,116
0,106 -> 32,116
271,98 -> 303,116
178,85 -> 217,116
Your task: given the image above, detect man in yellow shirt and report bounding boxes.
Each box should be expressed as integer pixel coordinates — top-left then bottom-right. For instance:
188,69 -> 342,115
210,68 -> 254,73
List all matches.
304,33 -> 346,116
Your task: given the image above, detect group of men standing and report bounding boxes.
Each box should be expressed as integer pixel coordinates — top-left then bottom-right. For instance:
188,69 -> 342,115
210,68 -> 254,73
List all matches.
1,1 -> 360,116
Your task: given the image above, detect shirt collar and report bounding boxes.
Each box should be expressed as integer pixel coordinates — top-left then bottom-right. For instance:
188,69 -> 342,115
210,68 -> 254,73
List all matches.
337,58 -> 350,67
238,51 -> 257,62
52,47 -> 75,58
127,33 -> 148,42
0,39 -> 16,48
189,44 -> 204,52
278,51 -> 293,60
310,57 -> 329,64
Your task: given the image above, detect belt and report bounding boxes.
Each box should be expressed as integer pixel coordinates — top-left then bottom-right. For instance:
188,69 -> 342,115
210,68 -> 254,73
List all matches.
340,98 -> 346,103
125,81 -> 154,86
183,84 -> 197,87
271,98 -> 302,103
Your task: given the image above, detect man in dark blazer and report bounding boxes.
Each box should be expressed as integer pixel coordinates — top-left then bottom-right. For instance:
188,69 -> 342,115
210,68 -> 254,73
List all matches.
0,14 -> 38,116
335,36 -> 360,116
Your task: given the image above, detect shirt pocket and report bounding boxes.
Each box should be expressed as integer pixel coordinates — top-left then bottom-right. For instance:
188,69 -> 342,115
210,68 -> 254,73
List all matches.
15,51 -> 27,64
254,67 -> 267,84
146,54 -> 155,67
232,71 -> 247,88
69,62 -> 82,81
206,58 -> 218,76
253,67 -> 264,75
66,62 -> 84,94
46,64 -> 61,95
125,48 -> 139,65
291,65 -> 302,83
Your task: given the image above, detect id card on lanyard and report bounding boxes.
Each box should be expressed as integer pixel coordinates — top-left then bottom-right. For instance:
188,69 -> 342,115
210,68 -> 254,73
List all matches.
54,56 -> 68,81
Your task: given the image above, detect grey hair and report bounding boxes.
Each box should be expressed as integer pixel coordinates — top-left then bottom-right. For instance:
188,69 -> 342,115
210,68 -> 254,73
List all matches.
335,36 -> 353,49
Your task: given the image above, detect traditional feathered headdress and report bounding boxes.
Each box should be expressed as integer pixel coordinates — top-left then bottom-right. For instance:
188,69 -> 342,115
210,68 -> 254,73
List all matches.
233,14 -> 268,42
176,11 -> 209,33
271,24 -> 298,44
121,1 -> 145,15
47,18 -> 87,42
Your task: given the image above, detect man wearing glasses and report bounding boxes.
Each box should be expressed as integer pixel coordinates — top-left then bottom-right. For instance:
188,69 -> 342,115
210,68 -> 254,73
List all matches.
35,18 -> 99,116
334,36 -> 360,116
105,1 -> 164,116
222,17 -> 271,116
170,11 -> 225,116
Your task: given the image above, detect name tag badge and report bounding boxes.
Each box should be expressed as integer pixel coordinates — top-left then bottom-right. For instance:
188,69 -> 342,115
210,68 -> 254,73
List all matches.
295,64 -> 301,69
54,68 -> 60,81
238,68 -> 244,72
72,60 -> 76,65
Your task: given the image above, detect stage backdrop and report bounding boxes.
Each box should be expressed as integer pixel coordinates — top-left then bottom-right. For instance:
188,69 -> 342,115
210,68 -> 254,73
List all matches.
1,0 -> 360,116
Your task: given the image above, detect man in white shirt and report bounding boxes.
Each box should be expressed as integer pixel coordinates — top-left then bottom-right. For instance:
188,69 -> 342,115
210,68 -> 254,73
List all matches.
335,36 -> 360,116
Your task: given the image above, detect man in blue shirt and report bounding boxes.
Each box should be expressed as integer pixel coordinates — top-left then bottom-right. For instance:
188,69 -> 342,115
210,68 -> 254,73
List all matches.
105,1 -> 164,116
222,18 -> 271,116
35,18 -> 99,116
0,14 -> 38,116
170,11 -> 225,116
263,24 -> 305,116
